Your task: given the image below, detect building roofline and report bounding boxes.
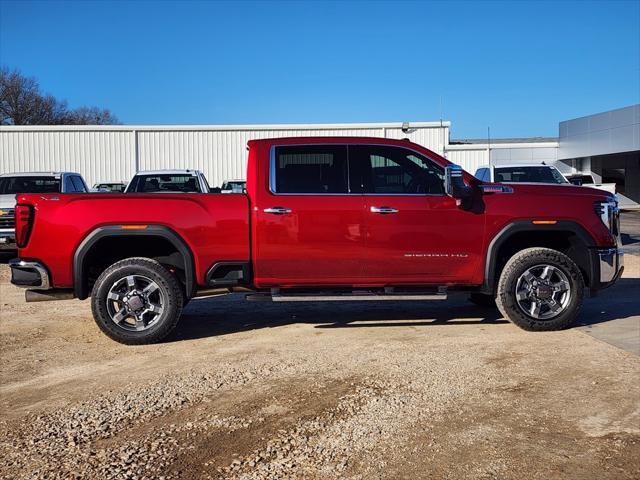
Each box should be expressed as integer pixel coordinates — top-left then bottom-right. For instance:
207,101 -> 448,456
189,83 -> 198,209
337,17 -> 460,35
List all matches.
450,137 -> 558,145
447,140 -> 559,150
0,120 -> 451,132
559,104 -> 640,125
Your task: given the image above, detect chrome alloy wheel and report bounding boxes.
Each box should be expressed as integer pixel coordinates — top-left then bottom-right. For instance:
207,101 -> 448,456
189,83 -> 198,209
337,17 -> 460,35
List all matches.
515,264 -> 571,320
106,275 -> 165,331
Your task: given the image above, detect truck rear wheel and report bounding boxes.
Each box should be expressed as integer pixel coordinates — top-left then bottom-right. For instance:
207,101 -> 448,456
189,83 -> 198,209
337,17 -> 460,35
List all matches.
91,257 -> 184,344
496,247 -> 584,331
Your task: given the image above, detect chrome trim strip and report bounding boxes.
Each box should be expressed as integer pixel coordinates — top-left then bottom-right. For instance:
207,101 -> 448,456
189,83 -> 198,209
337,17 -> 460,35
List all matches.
8,259 -> 51,290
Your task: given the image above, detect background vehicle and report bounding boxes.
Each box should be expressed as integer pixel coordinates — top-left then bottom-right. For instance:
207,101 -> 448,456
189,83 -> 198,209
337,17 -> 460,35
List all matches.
220,179 -> 246,193
125,169 -> 211,193
92,182 -> 127,193
0,171 -> 88,249
474,164 -> 568,184
566,173 -> 617,195
10,137 -> 623,344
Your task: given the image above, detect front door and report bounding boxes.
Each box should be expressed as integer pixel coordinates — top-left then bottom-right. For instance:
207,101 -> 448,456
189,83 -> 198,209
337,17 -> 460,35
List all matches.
253,144 -> 367,286
349,145 -> 485,285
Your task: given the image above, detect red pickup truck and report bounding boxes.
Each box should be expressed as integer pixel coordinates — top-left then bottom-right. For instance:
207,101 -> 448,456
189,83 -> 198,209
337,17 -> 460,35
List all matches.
9,137 -> 624,344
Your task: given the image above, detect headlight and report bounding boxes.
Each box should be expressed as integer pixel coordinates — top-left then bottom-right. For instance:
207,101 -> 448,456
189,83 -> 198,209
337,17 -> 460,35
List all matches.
594,200 -> 619,235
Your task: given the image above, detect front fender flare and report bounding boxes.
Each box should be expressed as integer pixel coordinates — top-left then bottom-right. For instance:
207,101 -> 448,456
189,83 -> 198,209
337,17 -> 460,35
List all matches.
481,220 -> 597,294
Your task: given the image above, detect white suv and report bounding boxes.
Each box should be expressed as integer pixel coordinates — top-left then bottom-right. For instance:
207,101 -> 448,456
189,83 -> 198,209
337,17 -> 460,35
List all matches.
0,172 -> 89,250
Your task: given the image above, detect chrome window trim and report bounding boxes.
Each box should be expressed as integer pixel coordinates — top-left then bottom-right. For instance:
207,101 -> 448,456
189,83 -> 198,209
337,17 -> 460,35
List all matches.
268,143 -> 447,197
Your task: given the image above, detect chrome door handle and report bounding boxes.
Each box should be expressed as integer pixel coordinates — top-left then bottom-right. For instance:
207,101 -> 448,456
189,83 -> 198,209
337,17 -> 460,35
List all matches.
370,206 -> 399,214
263,207 -> 292,215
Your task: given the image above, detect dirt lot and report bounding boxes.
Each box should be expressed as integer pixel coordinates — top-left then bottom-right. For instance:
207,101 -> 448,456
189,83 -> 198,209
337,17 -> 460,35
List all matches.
1,242 -> 639,479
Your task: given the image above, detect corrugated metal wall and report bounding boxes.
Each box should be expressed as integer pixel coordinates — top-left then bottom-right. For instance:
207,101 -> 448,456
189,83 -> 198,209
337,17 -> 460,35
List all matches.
0,124 -> 449,187
445,148 -> 488,174
0,129 -> 135,184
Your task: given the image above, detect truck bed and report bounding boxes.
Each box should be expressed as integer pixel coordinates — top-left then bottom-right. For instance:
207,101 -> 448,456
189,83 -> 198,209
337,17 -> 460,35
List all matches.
17,193 -> 250,288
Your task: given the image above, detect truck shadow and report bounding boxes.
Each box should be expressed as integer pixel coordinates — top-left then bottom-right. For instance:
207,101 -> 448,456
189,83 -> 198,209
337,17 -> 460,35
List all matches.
167,295 -> 508,342
168,295 -> 508,342
168,278 -> 640,343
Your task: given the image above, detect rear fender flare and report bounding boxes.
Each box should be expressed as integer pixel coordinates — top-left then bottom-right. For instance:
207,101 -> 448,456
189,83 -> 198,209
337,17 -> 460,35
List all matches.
73,225 -> 195,300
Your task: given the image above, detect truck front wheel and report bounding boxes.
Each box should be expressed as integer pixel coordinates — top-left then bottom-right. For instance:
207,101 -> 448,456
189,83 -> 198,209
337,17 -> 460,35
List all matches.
496,247 -> 584,331
91,257 -> 184,344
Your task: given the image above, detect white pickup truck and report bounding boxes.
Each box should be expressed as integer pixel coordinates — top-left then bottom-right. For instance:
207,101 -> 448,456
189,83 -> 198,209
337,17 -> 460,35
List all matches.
566,173 -> 617,195
474,164 -> 569,185
474,164 -> 617,196
0,172 -> 89,249
125,169 -> 211,193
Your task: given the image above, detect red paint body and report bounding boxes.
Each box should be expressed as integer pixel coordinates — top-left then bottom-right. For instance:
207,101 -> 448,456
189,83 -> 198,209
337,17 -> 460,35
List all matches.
17,137 -> 616,291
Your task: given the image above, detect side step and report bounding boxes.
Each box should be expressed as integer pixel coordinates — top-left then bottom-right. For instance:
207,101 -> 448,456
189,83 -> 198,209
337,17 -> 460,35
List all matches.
247,287 -> 447,302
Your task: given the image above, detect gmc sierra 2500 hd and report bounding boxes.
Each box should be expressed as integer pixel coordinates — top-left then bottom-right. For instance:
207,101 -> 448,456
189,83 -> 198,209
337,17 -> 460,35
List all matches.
10,137 -> 623,344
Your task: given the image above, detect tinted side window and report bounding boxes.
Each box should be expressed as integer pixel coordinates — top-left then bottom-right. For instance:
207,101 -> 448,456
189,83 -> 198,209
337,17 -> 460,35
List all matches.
64,176 -> 76,192
476,168 -> 488,181
273,145 -> 348,194
351,145 -> 444,194
71,176 -> 86,192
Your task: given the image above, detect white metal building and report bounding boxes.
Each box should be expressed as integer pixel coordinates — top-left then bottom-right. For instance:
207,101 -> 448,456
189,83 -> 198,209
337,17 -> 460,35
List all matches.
559,105 -> 640,208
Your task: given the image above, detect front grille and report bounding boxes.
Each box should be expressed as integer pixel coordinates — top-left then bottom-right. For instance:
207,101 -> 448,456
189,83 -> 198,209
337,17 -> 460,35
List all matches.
0,209 -> 15,229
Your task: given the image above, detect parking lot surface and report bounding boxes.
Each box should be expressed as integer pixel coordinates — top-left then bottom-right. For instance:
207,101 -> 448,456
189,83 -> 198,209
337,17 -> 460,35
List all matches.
0,215 -> 639,479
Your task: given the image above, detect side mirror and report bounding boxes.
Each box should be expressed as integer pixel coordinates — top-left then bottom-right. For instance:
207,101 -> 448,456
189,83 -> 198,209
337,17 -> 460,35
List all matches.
444,164 -> 473,200
568,178 -> 583,186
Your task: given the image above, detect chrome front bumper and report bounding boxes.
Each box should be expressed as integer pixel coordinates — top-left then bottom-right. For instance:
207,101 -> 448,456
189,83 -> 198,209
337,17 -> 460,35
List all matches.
598,247 -> 624,283
8,259 -> 51,290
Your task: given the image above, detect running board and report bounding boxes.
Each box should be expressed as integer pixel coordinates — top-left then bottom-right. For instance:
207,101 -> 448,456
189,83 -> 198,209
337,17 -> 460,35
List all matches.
247,287 -> 447,302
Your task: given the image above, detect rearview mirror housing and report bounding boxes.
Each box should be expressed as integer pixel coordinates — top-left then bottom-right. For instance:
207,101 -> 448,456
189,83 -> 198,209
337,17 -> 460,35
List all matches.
444,164 -> 473,200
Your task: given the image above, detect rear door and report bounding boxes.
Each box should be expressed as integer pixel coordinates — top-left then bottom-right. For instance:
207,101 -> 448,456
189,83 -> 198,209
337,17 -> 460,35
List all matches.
253,144 -> 367,286
350,144 -> 485,284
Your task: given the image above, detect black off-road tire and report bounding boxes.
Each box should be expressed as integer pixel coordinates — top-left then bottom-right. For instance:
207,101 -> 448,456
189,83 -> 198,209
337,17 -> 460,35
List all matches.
468,293 -> 496,307
496,248 -> 584,331
91,257 -> 184,345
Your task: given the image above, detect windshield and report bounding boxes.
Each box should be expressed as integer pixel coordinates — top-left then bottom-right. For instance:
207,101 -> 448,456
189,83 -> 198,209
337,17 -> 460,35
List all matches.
494,167 -> 567,184
0,176 -> 61,194
129,174 -> 201,193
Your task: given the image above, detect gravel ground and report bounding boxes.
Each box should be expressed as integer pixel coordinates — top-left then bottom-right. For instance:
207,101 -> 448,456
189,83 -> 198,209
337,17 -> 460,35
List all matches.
1,260 -> 639,479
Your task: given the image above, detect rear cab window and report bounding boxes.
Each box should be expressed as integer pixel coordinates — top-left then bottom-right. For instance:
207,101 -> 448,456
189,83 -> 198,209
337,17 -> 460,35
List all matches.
271,145 -> 348,194
494,166 -> 567,184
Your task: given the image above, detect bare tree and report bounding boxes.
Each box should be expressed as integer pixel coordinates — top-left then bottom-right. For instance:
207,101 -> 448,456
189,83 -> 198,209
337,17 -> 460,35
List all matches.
0,66 -> 119,125
65,106 -> 119,125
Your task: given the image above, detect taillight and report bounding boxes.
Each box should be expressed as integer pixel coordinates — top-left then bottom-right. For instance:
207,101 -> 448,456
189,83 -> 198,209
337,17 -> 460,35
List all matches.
15,204 -> 34,248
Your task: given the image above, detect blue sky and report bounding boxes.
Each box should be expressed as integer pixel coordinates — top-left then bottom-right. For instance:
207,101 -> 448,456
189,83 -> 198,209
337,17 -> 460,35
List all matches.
1,0 -> 638,138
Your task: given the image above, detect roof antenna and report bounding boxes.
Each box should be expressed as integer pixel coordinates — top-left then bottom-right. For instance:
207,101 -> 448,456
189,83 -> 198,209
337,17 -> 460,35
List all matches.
487,126 -> 491,166
440,95 -> 446,157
